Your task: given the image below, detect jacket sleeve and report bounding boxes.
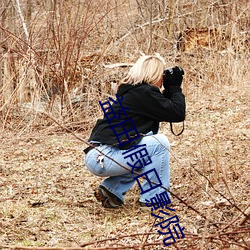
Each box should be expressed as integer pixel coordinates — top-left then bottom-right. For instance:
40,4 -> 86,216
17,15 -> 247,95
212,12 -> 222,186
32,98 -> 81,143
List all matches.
142,86 -> 186,122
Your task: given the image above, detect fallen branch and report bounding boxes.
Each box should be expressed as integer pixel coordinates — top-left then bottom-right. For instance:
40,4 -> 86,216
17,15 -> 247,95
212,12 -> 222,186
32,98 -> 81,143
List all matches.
80,232 -> 155,247
1,229 -> 249,250
239,207 -> 250,226
103,63 -> 134,68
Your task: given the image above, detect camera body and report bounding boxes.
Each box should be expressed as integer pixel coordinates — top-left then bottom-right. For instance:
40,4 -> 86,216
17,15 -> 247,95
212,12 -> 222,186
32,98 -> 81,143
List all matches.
163,66 -> 184,77
164,67 -> 175,75
163,66 -> 184,88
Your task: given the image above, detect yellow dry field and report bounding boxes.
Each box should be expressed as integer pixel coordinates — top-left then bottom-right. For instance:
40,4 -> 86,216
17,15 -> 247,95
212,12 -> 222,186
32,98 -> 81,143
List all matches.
0,0 -> 249,249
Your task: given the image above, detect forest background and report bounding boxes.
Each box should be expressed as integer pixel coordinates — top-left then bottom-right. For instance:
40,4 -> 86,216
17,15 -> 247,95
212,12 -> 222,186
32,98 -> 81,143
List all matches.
0,0 -> 249,249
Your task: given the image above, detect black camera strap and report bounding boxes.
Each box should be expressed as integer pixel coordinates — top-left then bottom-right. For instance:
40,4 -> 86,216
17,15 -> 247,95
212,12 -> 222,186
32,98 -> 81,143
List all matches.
170,121 -> 185,136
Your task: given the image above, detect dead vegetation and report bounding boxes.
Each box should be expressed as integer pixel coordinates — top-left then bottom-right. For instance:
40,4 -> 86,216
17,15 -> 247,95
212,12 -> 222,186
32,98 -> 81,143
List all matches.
0,0 -> 249,249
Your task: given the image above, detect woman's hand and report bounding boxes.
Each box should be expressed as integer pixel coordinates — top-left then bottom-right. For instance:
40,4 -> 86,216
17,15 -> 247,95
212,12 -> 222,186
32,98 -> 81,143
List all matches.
163,66 -> 184,88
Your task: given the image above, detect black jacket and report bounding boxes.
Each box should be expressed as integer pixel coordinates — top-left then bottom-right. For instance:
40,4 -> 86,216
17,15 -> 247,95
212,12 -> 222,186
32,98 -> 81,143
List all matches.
88,83 -> 185,147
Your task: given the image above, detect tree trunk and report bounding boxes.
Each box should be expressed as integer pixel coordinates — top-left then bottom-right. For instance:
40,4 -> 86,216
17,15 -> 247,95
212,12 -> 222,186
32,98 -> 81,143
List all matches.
13,0 -> 38,104
147,0 -> 153,54
168,0 -> 175,42
0,0 -> 15,113
200,0 -> 207,27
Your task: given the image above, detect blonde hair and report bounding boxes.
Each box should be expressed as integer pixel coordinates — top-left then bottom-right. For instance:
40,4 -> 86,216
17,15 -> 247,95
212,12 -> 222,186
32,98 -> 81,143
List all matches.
122,54 -> 165,85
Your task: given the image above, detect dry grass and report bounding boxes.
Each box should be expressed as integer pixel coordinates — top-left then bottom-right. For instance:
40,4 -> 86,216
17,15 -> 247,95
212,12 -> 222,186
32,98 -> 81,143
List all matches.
0,0 -> 249,249
0,63 -> 249,249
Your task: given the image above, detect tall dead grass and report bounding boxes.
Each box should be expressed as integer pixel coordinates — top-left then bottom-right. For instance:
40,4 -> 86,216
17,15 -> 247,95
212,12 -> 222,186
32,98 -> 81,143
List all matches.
0,0 -> 249,132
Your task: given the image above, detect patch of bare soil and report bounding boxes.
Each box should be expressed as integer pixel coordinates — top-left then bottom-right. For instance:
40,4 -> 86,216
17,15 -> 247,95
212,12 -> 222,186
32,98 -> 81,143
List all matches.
0,83 -> 249,249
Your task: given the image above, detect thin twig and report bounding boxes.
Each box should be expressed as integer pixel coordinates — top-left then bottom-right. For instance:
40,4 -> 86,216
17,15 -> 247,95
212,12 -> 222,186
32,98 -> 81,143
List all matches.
190,163 -> 247,217
161,127 -> 248,218
219,206 -> 250,232
80,232 -> 155,247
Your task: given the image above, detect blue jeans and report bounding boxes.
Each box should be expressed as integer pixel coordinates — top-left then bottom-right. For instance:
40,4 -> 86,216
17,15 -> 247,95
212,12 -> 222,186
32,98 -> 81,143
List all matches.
84,133 -> 170,203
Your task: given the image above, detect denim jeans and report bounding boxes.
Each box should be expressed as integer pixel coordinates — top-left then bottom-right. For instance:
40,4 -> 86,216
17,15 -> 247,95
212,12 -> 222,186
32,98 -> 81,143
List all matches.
84,133 -> 170,203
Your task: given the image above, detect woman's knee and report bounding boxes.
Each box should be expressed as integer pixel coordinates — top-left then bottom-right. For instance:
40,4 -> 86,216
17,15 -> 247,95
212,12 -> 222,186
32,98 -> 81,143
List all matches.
151,134 -> 170,149
140,133 -> 170,151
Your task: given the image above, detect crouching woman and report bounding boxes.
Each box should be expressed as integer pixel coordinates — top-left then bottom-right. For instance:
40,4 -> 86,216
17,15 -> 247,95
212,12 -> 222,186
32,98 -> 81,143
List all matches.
84,54 -> 186,208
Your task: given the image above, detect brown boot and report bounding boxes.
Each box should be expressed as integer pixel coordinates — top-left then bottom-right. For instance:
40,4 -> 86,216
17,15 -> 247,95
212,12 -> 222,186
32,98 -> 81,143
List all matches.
94,186 -> 123,208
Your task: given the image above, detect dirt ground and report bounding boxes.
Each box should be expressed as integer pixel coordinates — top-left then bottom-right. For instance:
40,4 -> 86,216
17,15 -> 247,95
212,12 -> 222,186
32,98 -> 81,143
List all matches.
0,80 -> 249,249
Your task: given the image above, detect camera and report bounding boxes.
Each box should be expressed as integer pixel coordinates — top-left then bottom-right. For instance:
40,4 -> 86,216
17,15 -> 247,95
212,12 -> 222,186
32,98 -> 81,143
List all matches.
164,67 -> 175,75
163,66 -> 184,88
163,66 -> 184,77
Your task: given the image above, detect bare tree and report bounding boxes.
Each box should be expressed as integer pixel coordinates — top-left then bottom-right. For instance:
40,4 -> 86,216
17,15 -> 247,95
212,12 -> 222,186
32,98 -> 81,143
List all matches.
13,0 -> 38,104
147,0 -> 153,53
0,0 -> 15,117
168,0 -> 175,42
200,0 -> 207,27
